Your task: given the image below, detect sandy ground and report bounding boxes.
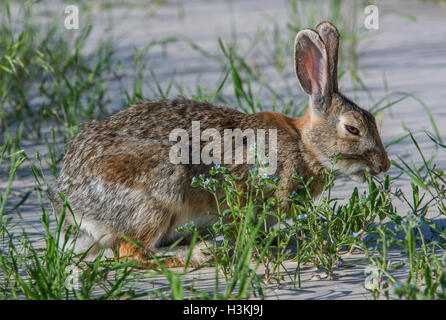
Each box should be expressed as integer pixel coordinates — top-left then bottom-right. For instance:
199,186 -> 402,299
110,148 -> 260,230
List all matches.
2,0 -> 446,299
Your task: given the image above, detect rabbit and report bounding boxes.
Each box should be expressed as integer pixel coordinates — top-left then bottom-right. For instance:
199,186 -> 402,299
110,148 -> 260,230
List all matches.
52,21 -> 390,267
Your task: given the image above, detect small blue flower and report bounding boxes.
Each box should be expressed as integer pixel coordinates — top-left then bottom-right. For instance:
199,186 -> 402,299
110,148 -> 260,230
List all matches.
199,174 -> 205,179
192,177 -> 196,182
176,221 -> 196,233
291,191 -> 297,196
213,164 -> 221,169
204,178 -> 210,185
352,232 -> 359,238
262,173 -> 268,179
360,193 -> 368,199
249,167 -> 258,173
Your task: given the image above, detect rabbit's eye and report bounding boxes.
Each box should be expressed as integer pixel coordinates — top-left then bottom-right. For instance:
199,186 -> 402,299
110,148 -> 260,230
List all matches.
345,125 -> 360,136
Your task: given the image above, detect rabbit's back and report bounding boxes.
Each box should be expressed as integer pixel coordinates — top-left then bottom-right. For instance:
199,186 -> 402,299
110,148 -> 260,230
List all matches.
57,98 -> 318,212
86,97 -> 247,139
56,97 -> 298,246
59,98 -> 260,187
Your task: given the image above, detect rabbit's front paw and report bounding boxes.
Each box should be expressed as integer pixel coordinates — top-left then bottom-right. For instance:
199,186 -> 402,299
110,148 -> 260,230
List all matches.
187,240 -> 214,267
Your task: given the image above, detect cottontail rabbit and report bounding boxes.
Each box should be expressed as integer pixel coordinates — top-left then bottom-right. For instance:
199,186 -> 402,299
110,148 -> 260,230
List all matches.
53,21 -> 390,267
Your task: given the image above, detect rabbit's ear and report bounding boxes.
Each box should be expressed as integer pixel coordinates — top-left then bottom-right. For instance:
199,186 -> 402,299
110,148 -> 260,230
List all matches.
316,21 -> 340,92
294,29 -> 331,114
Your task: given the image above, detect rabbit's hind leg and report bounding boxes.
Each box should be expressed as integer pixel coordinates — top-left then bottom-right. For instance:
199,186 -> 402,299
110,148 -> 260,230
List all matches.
114,240 -> 179,269
115,239 -> 214,268
115,239 -> 154,267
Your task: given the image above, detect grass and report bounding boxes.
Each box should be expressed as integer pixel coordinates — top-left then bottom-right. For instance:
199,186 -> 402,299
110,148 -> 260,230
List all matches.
0,0 -> 445,300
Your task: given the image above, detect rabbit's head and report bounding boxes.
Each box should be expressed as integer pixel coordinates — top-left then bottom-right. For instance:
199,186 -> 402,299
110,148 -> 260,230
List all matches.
294,21 -> 390,182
